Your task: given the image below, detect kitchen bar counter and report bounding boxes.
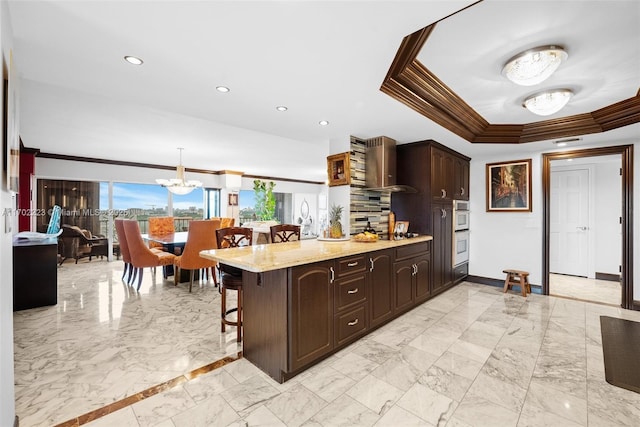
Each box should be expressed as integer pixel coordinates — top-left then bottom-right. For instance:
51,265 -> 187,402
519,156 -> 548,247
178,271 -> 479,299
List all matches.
199,235 -> 432,272
200,235 -> 434,383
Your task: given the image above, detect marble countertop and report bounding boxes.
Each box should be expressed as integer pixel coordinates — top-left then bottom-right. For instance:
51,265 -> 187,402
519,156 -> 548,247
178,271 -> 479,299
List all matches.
200,235 -> 432,273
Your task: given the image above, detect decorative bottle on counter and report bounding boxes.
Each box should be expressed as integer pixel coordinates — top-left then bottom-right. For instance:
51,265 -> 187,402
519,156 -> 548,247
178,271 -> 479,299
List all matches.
388,211 -> 395,240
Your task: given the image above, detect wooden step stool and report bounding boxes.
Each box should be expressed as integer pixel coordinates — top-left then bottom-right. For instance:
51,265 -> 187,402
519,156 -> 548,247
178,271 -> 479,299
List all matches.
503,269 -> 531,297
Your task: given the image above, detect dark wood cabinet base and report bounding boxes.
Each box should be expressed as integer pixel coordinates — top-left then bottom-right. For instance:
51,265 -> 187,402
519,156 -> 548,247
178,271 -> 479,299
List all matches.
13,239 -> 58,311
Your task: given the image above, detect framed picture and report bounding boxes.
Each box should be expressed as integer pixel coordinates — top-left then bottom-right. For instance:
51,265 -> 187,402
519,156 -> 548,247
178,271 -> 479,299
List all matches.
228,193 -> 238,206
394,221 -> 409,235
327,152 -> 351,187
486,158 -> 532,212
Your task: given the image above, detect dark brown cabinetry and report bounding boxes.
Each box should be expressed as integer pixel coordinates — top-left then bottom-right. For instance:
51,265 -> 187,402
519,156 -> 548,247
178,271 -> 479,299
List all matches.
289,261 -> 334,371
244,240 -> 434,383
431,147 -> 455,200
369,249 -> 394,328
333,254 -> 369,347
393,241 -> 431,312
431,201 -> 453,295
13,239 -> 58,311
393,140 -> 470,296
453,156 -> 470,200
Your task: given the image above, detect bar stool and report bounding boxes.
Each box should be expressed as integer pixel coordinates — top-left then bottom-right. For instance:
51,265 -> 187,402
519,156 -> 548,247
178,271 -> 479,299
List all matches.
215,227 -> 253,342
503,269 -> 531,297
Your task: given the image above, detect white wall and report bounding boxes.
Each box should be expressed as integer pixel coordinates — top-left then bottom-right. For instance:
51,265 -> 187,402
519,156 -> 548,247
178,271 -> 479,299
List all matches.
469,141 -> 639,302
0,1 -> 16,424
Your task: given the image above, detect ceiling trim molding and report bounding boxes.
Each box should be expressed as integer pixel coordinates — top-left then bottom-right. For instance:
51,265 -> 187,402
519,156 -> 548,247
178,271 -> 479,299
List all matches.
381,22 -> 640,144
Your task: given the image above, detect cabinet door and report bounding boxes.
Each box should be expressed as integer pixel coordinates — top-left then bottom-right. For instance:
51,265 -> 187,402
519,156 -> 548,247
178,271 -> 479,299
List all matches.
369,249 -> 394,328
453,157 -> 470,200
393,259 -> 414,312
289,261 -> 334,371
414,254 -> 431,303
431,203 -> 453,294
431,148 -> 454,200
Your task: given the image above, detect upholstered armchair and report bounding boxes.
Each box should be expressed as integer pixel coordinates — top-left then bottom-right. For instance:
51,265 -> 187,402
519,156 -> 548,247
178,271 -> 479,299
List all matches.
59,224 -> 109,264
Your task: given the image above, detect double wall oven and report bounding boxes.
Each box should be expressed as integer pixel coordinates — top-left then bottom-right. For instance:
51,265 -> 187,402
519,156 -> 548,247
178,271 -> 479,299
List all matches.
453,200 -> 469,266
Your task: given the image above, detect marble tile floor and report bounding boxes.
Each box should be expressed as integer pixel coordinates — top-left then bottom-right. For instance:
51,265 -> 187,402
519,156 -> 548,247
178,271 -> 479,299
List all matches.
14,259 -> 640,426
550,273 -> 621,306
13,258 -> 242,427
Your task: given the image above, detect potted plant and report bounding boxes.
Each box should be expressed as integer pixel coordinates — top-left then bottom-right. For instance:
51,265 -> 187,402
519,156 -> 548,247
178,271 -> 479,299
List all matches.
329,203 -> 344,238
253,179 -> 276,221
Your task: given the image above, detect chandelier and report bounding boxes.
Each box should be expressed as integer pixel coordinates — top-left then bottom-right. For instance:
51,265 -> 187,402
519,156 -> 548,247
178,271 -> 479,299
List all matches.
523,89 -> 573,116
502,45 -> 568,86
156,148 -> 202,195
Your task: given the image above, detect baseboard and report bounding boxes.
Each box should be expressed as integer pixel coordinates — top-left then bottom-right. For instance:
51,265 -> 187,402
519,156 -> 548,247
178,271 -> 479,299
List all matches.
466,275 -> 542,294
466,275 -> 503,287
595,272 -> 621,282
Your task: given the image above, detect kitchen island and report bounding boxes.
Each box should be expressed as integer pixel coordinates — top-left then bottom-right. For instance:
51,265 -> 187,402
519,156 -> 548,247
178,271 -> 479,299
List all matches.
201,235 -> 433,382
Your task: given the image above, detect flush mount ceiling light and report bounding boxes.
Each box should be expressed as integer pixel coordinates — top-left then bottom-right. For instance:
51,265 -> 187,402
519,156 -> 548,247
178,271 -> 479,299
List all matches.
276,106 -> 288,111
523,89 -> 573,116
502,45 -> 568,86
156,148 -> 202,195
216,86 -> 230,93
318,120 -> 329,126
124,55 -> 143,65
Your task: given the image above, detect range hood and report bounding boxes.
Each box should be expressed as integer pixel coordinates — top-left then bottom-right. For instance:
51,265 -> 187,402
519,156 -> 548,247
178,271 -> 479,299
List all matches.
365,136 -> 416,192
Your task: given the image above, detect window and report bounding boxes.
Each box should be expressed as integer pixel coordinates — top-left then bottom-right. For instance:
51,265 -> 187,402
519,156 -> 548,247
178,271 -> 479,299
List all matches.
238,189 -> 292,224
204,188 -> 221,219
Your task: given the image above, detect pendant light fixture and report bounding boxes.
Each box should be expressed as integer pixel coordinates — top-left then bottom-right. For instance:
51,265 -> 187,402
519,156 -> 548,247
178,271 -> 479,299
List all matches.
156,148 -> 202,195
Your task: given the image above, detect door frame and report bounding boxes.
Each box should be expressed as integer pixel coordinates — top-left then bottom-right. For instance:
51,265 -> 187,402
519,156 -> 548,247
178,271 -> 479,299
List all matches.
542,144 -> 633,309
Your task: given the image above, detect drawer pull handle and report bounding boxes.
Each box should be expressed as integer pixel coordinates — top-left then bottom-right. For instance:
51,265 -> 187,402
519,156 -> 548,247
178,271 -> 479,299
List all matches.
369,258 -> 374,272
348,319 -> 359,326
347,288 -> 359,294
347,261 -> 358,267
441,189 -> 446,198
330,266 -> 335,283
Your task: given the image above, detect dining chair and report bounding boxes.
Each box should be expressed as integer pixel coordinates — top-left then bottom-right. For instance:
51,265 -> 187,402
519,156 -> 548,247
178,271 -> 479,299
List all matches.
114,219 -> 133,283
173,219 -> 220,292
210,217 -> 235,229
270,224 -> 301,243
215,226 -> 252,342
148,216 -> 181,254
122,219 -> 177,290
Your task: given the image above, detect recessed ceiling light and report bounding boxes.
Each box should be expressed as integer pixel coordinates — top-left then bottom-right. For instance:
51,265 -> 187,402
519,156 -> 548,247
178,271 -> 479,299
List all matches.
276,106 -> 288,112
319,120 -> 329,126
216,86 -> 230,93
553,137 -> 582,147
124,56 -> 143,65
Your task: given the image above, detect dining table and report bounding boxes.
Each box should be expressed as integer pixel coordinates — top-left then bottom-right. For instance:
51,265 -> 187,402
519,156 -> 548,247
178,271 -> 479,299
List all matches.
141,232 -> 190,279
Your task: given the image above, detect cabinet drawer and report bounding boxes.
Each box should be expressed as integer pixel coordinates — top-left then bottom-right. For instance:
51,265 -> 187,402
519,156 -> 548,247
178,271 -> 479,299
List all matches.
335,273 -> 367,312
336,254 -> 367,277
454,262 -> 468,283
334,304 -> 368,347
395,241 -> 430,261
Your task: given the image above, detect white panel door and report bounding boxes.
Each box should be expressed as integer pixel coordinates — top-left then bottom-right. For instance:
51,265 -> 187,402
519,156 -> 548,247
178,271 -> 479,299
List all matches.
550,168 -> 589,276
